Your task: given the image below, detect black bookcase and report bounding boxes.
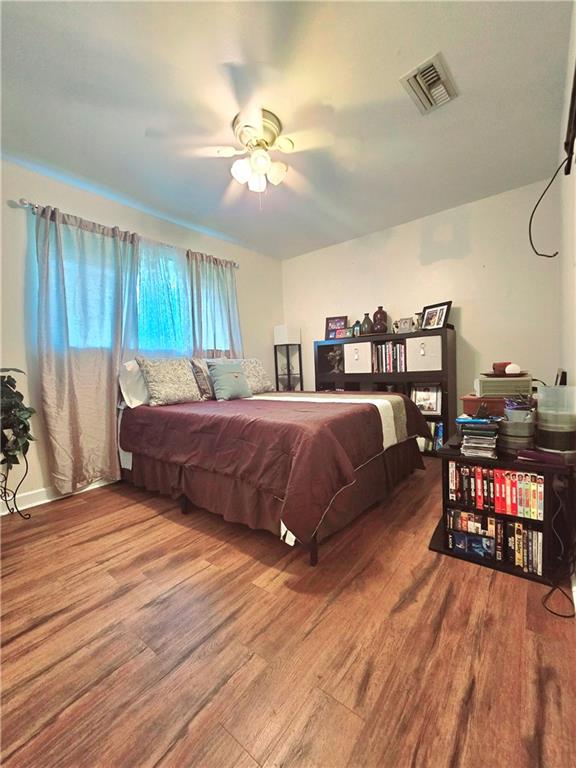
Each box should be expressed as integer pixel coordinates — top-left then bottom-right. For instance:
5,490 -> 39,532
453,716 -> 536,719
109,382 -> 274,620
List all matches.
431,438 -> 575,585
313,326 -> 456,455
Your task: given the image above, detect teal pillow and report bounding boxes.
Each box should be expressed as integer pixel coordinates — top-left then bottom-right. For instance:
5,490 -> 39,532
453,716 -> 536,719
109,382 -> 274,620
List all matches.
207,361 -> 253,401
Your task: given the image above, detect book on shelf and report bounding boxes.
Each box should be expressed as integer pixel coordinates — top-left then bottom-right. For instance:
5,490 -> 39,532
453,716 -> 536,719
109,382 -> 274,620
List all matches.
447,460 -> 544,520
372,341 -> 406,373
417,420 -> 444,453
446,508 -> 542,576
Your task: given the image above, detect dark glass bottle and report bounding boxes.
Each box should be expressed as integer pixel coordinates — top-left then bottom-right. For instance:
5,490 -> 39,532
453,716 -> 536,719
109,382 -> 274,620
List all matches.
352,319 -> 362,337
360,313 -> 374,335
373,306 -> 388,333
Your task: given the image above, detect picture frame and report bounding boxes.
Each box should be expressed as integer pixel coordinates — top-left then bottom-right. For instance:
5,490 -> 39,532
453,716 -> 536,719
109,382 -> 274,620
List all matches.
325,315 -> 348,339
410,384 -> 442,416
335,328 -> 350,339
421,301 -> 452,330
397,317 -> 414,333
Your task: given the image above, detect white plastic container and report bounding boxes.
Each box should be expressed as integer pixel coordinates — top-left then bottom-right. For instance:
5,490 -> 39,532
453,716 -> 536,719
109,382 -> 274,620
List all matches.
536,386 -> 576,451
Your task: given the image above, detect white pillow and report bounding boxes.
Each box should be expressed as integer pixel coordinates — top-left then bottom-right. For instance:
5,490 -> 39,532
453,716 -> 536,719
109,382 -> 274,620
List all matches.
119,360 -> 150,408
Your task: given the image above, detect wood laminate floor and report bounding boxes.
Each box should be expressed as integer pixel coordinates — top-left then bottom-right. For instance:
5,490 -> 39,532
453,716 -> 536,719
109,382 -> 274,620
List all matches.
1,459 -> 574,768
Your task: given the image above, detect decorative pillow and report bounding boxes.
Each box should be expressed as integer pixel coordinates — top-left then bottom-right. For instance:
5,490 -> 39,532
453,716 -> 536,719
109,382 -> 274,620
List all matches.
239,358 -> 275,394
119,359 -> 150,408
190,358 -> 215,400
135,357 -> 201,406
207,360 -> 252,401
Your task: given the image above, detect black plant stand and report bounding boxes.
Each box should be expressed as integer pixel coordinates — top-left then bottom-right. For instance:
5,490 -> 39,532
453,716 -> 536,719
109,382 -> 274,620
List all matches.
274,343 -> 303,392
1,454 -> 31,519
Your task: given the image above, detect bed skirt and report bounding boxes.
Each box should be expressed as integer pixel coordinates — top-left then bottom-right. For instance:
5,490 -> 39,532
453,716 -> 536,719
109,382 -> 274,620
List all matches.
121,437 -> 424,543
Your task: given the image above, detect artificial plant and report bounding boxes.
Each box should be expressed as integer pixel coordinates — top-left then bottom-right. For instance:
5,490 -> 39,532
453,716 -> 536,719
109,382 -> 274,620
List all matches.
1,368 -> 35,471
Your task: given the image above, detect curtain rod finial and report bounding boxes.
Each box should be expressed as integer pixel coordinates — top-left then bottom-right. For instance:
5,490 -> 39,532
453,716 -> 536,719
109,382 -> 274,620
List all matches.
18,198 -> 30,208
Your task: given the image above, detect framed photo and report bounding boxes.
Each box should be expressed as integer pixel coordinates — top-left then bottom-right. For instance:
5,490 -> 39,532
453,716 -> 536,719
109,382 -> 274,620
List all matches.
411,384 -> 442,416
335,328 -> 349,339
421,301 -> 452,330
397,317 -> 414,333
325,315 -> 348,339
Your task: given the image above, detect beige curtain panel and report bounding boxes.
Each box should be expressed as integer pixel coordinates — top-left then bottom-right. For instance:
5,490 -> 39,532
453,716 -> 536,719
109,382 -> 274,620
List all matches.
34,207 -> 242,495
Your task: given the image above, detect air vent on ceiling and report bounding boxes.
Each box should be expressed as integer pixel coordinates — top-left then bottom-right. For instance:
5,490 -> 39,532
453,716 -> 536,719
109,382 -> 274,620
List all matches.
400,53 -> 457,115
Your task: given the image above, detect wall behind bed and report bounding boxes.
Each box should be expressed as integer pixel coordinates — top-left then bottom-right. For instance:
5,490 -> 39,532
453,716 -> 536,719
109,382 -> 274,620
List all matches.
282,180 -> 561,399
1,159 -> 283,507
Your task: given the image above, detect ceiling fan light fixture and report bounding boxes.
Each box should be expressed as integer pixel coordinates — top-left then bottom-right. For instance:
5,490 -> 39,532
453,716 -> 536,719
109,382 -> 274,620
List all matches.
249,148 -> 272,175
230,157 -> 251,184
267,161 -> 288,186
275,137 -> 294,153
248,173 -> 267,193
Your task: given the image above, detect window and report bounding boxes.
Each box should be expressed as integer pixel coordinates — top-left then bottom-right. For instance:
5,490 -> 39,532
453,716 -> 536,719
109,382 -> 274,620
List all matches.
136,241 -> 193,355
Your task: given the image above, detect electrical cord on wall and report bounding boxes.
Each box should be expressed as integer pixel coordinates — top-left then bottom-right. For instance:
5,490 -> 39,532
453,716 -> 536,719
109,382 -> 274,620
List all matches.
528,156 -> 569,258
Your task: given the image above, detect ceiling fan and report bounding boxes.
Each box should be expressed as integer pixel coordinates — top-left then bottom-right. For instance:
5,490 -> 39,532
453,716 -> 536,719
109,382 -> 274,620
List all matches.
198,108 -> 295,193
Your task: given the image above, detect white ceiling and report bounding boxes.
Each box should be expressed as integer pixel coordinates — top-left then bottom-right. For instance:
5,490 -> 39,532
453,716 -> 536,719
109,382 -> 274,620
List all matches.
2,1 -> 573,259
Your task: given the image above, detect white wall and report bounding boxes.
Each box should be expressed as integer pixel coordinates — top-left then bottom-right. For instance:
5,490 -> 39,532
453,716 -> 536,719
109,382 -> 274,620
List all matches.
282,181 -> 561,397
1,159 -> 283,502
560,8 -> 576,377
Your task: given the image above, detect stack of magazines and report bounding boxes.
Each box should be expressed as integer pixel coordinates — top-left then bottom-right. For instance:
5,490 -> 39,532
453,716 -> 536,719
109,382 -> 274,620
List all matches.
456,416 -> 500,459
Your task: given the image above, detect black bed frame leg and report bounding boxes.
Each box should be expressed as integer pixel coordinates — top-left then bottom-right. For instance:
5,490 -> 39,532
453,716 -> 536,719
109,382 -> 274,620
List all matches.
309,534 -> 318,567
180,495 -> 189,514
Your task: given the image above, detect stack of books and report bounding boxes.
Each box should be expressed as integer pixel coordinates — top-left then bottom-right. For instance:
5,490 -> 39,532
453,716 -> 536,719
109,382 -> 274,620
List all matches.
457,416 -> 499,459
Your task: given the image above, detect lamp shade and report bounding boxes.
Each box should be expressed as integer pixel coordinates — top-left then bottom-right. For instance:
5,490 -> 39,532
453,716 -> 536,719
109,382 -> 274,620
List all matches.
231,158 -> 251,184
250,148 -> 272,174
248,173 -> 267,193
267,161 -> 288,186
274,324 -> 301,346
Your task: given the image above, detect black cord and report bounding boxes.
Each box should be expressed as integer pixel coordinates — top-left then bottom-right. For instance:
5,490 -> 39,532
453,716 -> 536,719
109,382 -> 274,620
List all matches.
541,482 -> 576,619
528,156 -> 569,258
541,585 -> 575,619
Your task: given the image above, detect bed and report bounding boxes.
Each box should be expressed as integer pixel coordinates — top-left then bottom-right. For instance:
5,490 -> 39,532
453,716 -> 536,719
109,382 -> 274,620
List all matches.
119,391 -> 431,564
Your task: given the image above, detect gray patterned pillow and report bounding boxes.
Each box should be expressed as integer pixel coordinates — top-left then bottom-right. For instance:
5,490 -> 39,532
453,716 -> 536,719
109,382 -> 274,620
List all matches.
239,358 -> 275,394
136,357 -> 201,406
190,358 -> 215,400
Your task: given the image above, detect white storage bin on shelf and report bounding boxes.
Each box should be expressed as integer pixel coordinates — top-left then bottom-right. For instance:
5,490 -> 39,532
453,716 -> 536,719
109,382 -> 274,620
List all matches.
344,341 -> 372,374
406,334 -> 442,372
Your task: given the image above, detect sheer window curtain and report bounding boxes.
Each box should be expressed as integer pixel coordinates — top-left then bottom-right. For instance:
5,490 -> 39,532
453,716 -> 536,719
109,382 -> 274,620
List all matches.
34,209 -> 243,495
35,208 -> 138,494
188,251 -> 243,359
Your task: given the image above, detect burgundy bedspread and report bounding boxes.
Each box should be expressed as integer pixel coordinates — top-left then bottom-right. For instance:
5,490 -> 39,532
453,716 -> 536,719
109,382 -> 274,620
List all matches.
120,396 -> 429,544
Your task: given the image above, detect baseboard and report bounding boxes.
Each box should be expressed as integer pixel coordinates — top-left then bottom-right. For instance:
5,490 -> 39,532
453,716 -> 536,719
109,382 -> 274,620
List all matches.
0,478 -> 115,515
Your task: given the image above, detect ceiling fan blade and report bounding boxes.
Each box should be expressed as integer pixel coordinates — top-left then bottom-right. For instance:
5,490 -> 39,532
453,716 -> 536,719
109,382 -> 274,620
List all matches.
275,129 -> 334,154
282,167 -> 312,196
182,146 -> 246,159
221,179 -> 245,207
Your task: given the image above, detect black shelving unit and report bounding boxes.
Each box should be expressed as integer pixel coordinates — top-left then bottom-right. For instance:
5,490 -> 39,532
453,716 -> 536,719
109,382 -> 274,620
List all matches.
431,437 -> 575,585
274,343 -> 303,392
313,326 -> 456,456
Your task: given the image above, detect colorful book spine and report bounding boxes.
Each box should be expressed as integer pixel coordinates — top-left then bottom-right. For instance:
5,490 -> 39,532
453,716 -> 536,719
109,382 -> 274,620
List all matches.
530,475 -> 538,519
510,473 -> 518,516
537,530 -> 543,576
514,522 -> 523,567
493,469 -> 501,512
537,476 -> 544,521
496,519 -> 504,561
505,472 -> 512,515
506,521 -> 516,564
475,466 -> 484,510
449,461 -> 457,501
